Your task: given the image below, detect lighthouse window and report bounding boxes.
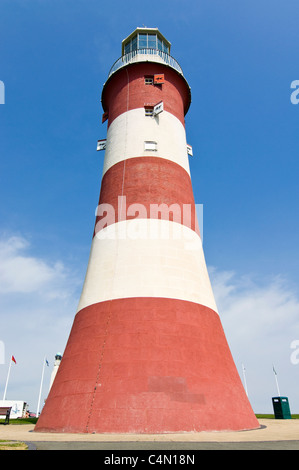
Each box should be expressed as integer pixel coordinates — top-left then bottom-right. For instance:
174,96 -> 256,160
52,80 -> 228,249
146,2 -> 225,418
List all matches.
124,34 -> 137,54
148,34 -> 157,49
144,77 -> 154,85
139,34 -> 148,49
131,35 -> 137,52
124,42 -> 130,55
145,107 -> 154,116
144,141 -> 157,151
124,33 -> 170,56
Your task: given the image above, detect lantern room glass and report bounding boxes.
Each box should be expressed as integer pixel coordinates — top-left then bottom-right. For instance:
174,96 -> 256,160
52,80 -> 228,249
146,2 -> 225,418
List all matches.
123,33 -> 170,55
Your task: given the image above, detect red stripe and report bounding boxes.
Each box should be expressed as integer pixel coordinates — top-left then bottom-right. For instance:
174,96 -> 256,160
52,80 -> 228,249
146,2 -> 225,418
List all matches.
93,157 -> 200,237
101,62 -> 191,128
35,298 -> 259,433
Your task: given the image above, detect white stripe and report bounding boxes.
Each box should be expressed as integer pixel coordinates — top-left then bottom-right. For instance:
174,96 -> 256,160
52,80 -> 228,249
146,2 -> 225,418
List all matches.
77,219 -> 218,314
103,108 -> 190,176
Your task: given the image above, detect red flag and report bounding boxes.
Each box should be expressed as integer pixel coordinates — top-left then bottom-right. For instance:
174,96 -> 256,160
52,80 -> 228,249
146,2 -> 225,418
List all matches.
11,355 -> 17,364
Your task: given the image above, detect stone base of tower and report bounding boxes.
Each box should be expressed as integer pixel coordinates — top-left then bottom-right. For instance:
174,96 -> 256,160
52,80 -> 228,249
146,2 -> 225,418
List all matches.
34,298 -> 259,434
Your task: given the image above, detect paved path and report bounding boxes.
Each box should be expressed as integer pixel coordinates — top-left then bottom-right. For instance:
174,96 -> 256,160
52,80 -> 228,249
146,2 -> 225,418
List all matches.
27,439 -> 299,450
1,419 -> 298,450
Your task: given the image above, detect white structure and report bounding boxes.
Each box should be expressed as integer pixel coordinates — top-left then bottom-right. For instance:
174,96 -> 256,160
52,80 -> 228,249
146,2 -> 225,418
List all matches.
49,353 -> 62,392
0,400 -> 28,419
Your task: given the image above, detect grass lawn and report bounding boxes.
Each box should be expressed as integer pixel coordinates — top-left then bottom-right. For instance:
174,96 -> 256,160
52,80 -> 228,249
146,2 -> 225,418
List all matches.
256,414 -> 299,419
0,439 -> 28,450
0,417 -> 38,425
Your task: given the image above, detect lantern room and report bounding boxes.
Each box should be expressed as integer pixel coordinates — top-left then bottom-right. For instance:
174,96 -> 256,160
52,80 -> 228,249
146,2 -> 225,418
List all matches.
122,27 -> 171,56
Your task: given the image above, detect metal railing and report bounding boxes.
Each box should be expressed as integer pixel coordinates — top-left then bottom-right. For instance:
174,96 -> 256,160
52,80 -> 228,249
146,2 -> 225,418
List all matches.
108,48 -> 184,78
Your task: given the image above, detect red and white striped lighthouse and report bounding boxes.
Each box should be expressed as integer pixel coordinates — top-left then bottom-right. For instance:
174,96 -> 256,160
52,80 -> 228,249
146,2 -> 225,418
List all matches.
35,28 -> 259,433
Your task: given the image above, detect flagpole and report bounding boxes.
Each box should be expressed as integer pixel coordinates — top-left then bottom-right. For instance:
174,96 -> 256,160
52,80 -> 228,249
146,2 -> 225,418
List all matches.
273,365 -> 281,396
242,363 -> 248,397
3,358 -> 12,401
36,357 -> 46,417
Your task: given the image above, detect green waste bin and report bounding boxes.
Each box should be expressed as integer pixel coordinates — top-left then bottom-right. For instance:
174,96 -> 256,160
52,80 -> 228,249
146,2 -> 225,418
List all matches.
272,396 -> 291,419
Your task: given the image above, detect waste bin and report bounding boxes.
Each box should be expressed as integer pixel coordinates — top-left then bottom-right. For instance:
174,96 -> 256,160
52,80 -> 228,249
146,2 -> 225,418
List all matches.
272,397 -> 291,419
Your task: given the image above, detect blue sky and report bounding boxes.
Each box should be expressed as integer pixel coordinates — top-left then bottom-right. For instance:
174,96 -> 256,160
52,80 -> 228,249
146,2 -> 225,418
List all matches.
1,0 -> 299,415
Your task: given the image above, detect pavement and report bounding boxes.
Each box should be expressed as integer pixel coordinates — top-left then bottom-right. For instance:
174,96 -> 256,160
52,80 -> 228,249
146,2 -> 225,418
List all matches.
0,419 -> 299,450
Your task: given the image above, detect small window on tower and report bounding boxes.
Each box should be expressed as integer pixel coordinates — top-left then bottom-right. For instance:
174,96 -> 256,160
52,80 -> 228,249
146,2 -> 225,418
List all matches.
144,141 -> 157,151
145,107 -> 154,116
145,77 -> 154,85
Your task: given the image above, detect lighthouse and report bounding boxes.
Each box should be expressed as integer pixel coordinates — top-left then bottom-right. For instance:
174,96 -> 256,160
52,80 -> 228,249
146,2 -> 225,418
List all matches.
48,353 -> 62,393
35,28 -> 259,433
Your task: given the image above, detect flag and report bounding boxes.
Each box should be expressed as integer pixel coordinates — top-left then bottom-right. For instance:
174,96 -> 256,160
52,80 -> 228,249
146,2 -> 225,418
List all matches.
45,358 -> 49,367
273,365 -> 277,375
11,355 -> 17,364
